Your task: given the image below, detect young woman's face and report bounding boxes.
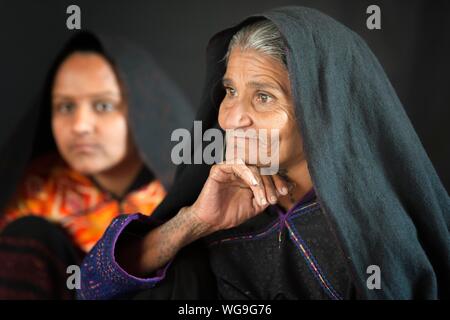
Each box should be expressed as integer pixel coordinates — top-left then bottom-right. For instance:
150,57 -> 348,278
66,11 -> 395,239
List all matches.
218,48 -> 305,171
51,52 -> 134,174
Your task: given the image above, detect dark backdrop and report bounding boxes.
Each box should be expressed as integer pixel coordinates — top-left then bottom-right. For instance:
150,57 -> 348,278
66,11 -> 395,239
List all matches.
1,0 -> 449,191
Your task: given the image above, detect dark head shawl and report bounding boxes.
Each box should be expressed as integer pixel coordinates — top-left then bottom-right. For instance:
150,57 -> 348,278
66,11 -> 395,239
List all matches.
0,31 -> 194,211
150,6 -> 450,299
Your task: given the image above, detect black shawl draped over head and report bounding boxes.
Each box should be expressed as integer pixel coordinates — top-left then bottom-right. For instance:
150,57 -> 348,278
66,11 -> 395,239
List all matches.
0,31 -> 194,212
150,6 -> 449,299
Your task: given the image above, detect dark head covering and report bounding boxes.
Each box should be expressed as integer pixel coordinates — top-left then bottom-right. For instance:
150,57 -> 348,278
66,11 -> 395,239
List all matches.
151,7 -> 450,299
0,31 -> 194,211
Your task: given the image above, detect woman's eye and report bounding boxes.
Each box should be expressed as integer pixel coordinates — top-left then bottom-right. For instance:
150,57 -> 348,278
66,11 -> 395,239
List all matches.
256,93 -> 273,104
225,87 -> 237,97
94,101 -> 115,112
55,102 -> 75,114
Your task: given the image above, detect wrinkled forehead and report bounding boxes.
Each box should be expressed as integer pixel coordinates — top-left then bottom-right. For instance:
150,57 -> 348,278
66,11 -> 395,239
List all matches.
223,48 -> 291,97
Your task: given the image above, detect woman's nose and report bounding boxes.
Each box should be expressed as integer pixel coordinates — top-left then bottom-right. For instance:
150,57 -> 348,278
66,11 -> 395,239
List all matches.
72,104 -> 95,135
221,99 -> 252,130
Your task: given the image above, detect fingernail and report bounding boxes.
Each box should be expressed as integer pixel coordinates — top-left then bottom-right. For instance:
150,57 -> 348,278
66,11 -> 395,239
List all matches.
270,196 -> 277,204
261,197 -> 267,206
280,187 -> 288,195
251,177 -> 258,186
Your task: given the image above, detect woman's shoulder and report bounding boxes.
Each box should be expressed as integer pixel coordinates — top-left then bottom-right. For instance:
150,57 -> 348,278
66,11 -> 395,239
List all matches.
25,153 -> 68,177
3,153 -> 91,214
23,153 -> 91,187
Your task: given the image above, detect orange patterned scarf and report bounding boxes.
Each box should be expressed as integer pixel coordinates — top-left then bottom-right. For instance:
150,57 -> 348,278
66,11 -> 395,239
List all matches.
0,154 -> 166,252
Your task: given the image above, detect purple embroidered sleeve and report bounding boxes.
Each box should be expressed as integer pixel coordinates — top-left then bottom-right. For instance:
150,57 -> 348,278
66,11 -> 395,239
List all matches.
77,213 -> 170,300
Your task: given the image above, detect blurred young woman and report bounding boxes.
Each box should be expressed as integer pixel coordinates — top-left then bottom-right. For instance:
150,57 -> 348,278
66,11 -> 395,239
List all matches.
0,31 -> 193,299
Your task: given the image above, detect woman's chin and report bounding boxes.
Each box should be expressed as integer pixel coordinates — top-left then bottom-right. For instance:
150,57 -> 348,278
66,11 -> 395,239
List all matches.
68,161 -> 108,176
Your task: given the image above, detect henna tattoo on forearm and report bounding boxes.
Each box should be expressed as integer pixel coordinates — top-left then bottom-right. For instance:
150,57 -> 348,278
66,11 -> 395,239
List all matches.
141,207 -> 211,273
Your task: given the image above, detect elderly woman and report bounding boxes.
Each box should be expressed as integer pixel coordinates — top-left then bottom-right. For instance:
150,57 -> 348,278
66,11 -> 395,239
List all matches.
79,7 -> 449,300
0,31 -> 193,299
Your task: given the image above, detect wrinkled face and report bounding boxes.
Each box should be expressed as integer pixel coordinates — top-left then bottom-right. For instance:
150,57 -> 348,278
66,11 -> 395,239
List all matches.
51,52 -> 134,174
218,48 -> 304,172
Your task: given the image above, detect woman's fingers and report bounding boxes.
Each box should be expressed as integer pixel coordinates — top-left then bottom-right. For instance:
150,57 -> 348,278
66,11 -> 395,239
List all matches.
248,166 -> 290,205
235,164 -> 268,207
271,174 -> 289,196
212,161 -> 267,206
261,175 -> 277,204
233,163 -> 276,206
211,160 -> 292,207
210,161 -> 254,185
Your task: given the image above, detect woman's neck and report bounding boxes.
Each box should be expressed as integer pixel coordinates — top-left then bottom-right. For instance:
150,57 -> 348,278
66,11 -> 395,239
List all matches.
92,151 -> 143,198
277,159 -> 313,211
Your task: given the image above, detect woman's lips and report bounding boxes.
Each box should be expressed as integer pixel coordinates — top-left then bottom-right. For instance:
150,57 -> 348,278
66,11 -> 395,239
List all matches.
229,136 -> 269,147
70,143 -> 100,153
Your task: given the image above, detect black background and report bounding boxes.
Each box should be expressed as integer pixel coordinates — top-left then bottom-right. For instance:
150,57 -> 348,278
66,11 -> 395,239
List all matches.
1,0 -> 449,191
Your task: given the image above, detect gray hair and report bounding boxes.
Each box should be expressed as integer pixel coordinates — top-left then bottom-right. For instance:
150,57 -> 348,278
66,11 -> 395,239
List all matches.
225,19 -> 287,68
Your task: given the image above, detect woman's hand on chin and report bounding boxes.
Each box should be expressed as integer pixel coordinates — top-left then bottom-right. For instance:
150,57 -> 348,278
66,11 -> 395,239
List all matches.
136,160 -> 290,275
188,159 -> 290,234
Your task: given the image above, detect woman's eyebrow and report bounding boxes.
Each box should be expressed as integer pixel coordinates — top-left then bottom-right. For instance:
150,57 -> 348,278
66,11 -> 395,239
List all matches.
247,80 -> 282,92
222,78 -> 289,96
52,91 -> 120,99
222,78 -> 233,86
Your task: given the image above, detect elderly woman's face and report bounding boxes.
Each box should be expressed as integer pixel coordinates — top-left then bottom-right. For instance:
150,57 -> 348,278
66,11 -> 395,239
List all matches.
218,48 -> 305,171
51,52 -> 134,174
